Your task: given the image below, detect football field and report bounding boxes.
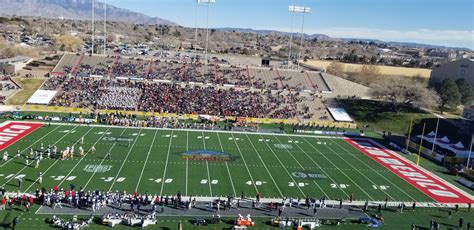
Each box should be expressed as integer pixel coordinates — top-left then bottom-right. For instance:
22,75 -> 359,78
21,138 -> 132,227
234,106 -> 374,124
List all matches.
0,121 -> 471,204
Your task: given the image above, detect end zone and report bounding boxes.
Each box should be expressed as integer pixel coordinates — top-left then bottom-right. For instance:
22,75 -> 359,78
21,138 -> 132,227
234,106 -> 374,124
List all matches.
344,138 -> 474,204
0,121 -> 43,151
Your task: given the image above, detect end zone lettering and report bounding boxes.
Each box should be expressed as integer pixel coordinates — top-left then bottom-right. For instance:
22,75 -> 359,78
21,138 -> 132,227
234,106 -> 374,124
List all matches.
345,138 -> 474,204
0,122 -> 43,151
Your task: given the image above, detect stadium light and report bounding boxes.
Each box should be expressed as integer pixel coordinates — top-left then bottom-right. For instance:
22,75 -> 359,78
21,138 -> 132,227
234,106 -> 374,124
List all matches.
91,0 -> 95,54
104,0 -> 107,55
194,0 -> 215,63
287,5 -> 311,70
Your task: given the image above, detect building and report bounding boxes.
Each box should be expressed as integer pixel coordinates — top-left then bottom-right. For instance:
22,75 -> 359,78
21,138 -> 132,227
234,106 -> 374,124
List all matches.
0,56 -> 31,75
463,105 -> 474,120
429,59 -> 474,88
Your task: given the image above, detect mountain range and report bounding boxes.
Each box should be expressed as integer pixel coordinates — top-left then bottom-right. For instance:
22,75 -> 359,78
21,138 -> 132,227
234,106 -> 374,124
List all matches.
0,0 -> 469,50
0,0 -> 176,25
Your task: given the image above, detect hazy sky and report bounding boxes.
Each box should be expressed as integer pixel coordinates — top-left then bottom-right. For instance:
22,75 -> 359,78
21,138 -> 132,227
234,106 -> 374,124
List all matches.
106,0 -> 474,49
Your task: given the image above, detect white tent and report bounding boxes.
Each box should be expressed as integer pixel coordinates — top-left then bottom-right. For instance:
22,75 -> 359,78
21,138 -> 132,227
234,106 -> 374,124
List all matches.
426,131 -> 436,138
439,136 -> 451,144
452,142 -> 465,149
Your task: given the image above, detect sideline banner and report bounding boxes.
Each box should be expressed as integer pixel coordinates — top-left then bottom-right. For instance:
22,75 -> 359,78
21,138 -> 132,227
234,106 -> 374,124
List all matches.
345,138 -> 474,203
0,122 -> 43,150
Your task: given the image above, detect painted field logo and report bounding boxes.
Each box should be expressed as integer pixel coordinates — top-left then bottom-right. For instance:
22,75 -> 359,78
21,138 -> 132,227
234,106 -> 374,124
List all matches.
84,165 -> 112,173
0,122 -> 43,150
345,138 -> 474,203
274,144 -> 293,149
292,172 -> 327,180
180,150 -> 233,162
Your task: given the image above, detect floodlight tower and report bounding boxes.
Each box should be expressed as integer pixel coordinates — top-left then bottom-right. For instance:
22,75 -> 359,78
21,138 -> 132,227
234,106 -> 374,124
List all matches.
104,0 -> 107,55
194,0 -> 215,63
91,0 -> 95,54
288,5 -> 310,70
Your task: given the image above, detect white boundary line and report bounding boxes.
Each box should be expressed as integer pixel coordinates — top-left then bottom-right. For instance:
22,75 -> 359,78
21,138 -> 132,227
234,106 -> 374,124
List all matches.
244,133 -> 284,198
11,121 -> 342,140
215,132 -> 237,197
83,128 -> 128,190
23,126 -> 96,192
108,128 -> 143,192
301,137 -> 375,200
257,134 -> 306,198
159,130 -> 174,196
284,135 -> 344,199
230,132 -> 258,193
57,127 -> 112,187
330,138 -> 419,202
0,125 -> 62,168
134,129 -> 158,191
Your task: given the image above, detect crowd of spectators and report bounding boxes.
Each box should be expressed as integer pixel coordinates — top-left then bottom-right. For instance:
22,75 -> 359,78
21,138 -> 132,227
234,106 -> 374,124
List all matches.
75,63 -> 110,77
41,75 -> 313,119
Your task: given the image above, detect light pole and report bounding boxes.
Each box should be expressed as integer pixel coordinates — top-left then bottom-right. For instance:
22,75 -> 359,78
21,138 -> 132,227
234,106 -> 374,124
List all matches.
104,0 -> 107,55
91,0 -> 95,54
195,0 -> 215,63
288,5 -> 310,70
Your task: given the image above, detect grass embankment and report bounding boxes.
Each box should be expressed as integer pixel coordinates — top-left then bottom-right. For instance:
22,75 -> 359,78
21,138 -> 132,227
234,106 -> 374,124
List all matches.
6,77 -> 46,105
338,99 -> 435,135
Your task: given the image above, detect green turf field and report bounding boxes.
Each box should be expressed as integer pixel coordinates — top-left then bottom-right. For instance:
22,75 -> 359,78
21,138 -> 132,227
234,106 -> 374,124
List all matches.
1,122 -> 449,203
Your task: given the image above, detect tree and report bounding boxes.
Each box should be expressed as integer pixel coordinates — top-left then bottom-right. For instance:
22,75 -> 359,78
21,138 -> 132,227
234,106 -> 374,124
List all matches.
437,78 -> 461,113
55,35 -> 83,52
455,78 -> 474,105
357,64 -> 381,85
326,61 -> 344,77
370,56 -> 377,64
369,77 -> 440,114
172,29 -> 181,37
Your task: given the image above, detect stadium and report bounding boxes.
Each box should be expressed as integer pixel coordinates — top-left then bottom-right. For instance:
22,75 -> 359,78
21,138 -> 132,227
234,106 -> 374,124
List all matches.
0,0 -> 473,229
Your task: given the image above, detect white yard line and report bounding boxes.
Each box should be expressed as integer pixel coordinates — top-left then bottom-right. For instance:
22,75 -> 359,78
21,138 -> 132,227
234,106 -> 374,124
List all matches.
201,131 -> 213,197
57,127 -> 112,187
331,138 -> 418,201
135,130 -> 159,192
22,126 -> 95,192
185,130 -> 189,196
1,125 -> 80,188
258,135 -> 306,198
244,134 -> 284,198
83,128 -> 128,190
108,129 -> 143,192
230,133 -> 258,193
314,137 -> 395,201
0,125 -> 62,168
280,135 -> 337,199
159,130 -> 174,196
216,132 -> 236,197
301,137 -> 376,200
